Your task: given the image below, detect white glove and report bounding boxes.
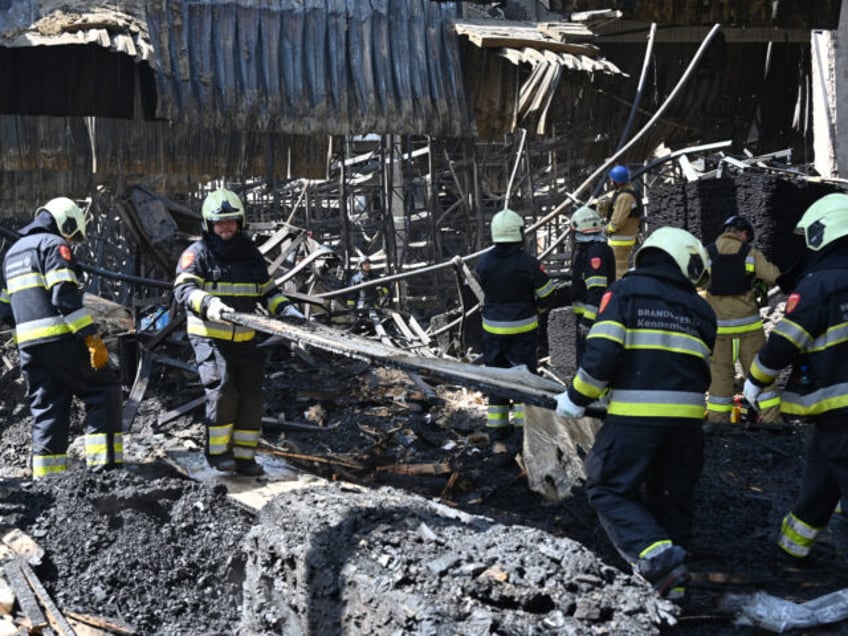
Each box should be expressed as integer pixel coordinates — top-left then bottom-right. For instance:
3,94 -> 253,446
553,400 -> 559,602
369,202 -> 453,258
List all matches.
742,378 -> 763,411
555,391 -> 586,418
206,297 -> 233,322
280,304 -> 305,320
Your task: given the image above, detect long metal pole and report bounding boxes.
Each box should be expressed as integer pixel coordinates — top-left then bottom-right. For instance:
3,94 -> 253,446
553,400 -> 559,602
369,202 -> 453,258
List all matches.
529,23 -> 723,239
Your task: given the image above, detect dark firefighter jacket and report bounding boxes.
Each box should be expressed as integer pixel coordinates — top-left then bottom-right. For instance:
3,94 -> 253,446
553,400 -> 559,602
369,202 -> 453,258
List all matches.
0,213 -> 96,346
748,246 -> 848,419
174,232 -> 293,342
475,243 -> 556,335
567,252 -> 717,421
571,237 -> 615,326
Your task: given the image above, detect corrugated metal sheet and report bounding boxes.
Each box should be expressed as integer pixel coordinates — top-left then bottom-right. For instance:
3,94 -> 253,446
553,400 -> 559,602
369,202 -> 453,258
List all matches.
144,0 -> 474,136
0,0 -> 474,136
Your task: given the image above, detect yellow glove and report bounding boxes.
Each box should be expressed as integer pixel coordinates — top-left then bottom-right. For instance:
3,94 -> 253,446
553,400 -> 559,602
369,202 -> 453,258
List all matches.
84,335 -> 109,370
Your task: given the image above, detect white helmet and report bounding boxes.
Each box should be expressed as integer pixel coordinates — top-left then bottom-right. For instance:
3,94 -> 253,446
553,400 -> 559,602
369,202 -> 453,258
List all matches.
794,193 -> 848,251
635,226 -> 710,287
202,188 -> 245,231
40,197 -> 86,241
491,208 -> 524,243
571,206 -> 603,234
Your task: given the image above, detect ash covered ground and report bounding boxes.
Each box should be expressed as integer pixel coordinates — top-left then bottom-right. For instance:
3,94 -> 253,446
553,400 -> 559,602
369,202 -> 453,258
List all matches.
1,334 -> 848,635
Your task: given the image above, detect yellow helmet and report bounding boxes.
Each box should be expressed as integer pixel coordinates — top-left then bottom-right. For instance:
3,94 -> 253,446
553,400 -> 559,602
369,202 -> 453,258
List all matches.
202,188 -> 245,231
635,226 -> 710,287
571,206 -> 603,234
39,197 -> 86,241
490,208 -> 524,243
794,193 -> 848,251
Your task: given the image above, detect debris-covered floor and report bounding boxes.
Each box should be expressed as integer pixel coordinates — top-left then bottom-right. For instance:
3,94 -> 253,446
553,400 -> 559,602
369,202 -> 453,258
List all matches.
1,338 -> 848,636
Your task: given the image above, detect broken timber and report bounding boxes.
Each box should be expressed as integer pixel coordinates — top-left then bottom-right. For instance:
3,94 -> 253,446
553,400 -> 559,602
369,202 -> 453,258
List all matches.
222,311 -> 569,410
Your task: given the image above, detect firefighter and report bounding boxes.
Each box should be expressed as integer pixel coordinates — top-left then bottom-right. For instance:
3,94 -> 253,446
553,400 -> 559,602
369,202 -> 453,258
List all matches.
0,197 -> 122,478
475,208 -> 556,440
555,226 -> 716,599
596,165 -> 642,280
743,192 -> 848,562
704,215 -> 781,427
174,188 -> 304,475
347,256 -> 389,311
570,205 -> 615,366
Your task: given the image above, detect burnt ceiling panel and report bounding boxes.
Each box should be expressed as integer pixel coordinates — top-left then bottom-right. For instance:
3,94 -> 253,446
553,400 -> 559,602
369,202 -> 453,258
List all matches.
558,0 -> 841,29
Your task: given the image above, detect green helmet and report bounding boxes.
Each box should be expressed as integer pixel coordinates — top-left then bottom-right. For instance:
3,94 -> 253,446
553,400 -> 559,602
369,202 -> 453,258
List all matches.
794,193 -> 848,251
40,197 -> 86,241
635,226 -> 710,287
490,208 -> 524,243
571,206 -> 603,234
202,188 -> 245,231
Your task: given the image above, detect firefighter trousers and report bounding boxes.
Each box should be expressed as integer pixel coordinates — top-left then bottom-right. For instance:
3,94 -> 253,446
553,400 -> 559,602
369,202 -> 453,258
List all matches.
707,329 -> 780,423
482,330 -> 537,430
190,336 -> 264,460
20,338 -> 122,471
792,423 -> 848,528
584,419 -> 704,563
611,243 -> 634,281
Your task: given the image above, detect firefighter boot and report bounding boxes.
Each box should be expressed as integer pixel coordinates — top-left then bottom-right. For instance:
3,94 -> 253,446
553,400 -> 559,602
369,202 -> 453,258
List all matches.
636,545 -> 690,600
488,426 -> 514,442
235,458 -> 265,477
207,452 -> 236,472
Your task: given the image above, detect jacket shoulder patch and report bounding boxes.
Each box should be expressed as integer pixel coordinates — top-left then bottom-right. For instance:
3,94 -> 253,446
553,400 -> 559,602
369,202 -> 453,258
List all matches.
599,290 -> 613,314
179,250 -> 195,270
58,244 -> 72,261
590,257 -> 602,270
785,292 -> 800,314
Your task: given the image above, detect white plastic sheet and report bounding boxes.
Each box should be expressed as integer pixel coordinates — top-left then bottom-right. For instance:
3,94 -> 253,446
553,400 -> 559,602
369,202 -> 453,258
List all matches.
721,588 -> 848,633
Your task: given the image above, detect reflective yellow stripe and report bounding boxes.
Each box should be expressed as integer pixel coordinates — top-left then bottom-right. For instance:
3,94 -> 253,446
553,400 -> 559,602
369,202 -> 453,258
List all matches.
512,404 -> 525,427
535,280 -> 555,299
639,540 -> 673,560
33,454 -> 67,478
233,446 -> 255,459
780,384 -> 848,416
233,429 -> 260,447
44,268 -> 79,288
777,512 -> 820,557
608,236 -> 636,247
716,316 -> 763,335
587,321 -> 626,344
624,329 -> 711,361
267,293 -> 289,314
85,433 -> 110,465
758,391 -> 781,410
203,281 -> 260,296
482,316 -> 538,335
7,271 -> 48,292
14,316 -> 73,343
607,389 -> 706,418
175,272 -> 204,287
573,368 -> 606,400
706,401 -> 734,414
487,404 -> 509,426
808,321 -> 848,353
63,307 -> 95,334
772,318 -> 813,351
208,423 -> 233,455
750,356 -> 781,385
186,314 -> 255,341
